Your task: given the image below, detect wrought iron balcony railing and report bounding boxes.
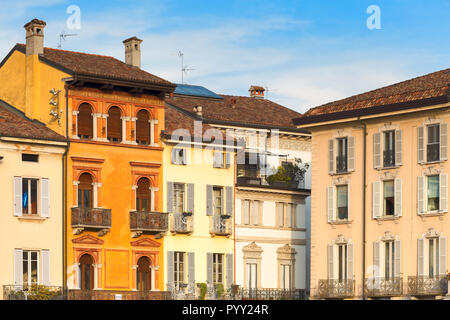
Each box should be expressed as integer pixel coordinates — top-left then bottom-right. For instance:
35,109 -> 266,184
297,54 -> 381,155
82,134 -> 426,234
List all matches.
336,156 -> 348,173
236,288 -> 306,300
171,213 -> 194,234
407,276 -> 448,296
130,211 -> 169,235
317,279 -> 355,299
383,149 -> 396,167
71,207 -> 112,234
210,215 -> 232,236
3,285 -> 65,300
364,277 -> 403,297
67,290 -> 172,300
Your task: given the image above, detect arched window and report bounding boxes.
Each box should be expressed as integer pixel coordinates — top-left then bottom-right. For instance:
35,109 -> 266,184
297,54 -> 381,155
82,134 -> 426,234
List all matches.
137,256 -> 152,291
79,254 -> 94,290
136,178 -> 151,212
107,106 -> 122,142
78,173 -> 93,209
78,103 -> 93,139
136,110 -> 150,145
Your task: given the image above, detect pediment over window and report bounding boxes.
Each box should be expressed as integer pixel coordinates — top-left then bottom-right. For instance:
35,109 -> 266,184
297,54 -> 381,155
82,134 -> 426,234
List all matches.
130,237 -> 161,248
72,234 -> 104,245
425,228 -> 441,239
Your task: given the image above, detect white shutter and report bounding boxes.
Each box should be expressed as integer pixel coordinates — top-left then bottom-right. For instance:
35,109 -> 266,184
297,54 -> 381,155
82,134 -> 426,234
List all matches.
373,242 -> 381,278
40,178 -> 50,218
347,137 -> 355,172
14,177 -> 22,217
243,200 -> 250,225
440,123 -> 448,161
252,201 -> 260,225
440,173 -> 448,213
394,178 -> 402,217
395,130 -> 402,166
373,133 -> 381,169
439,236 -> 447,276
41,249 -> 50,286
14,249 -> 23,286
277,203 -> 284,227
328,140 -> 334,174
372,181 -> 382,219
418,238 -> 424,276
328,244 -> 334,280
347,243 -> 353,280
417,176 -> 425,215
418,127 -> 425,164
327,187 -> 335,223
394,240 -> 401,278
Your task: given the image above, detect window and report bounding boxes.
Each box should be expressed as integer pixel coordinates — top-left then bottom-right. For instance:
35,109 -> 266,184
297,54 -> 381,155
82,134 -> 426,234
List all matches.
383,131 -> 395,167
243,200 -> 261,226
174,252 -> 185,288
247,263 -> 257,289
107,106 -> 122,142
23,251 -> 39,287
277,203 -> 285,227
428,238 -> 439,277
427,124 -> 440,162
136,178 -> 151,212
243,200 -> 250,225
213,187 -> 223,216
77,103 -> 93,140
280,264 -> 291,290
173,184 -> 185,214
427,175 -> 440,212
78,173 -> 93,209
22,154 -> 39,162
22,178 -> 38,215
336,138 -> 348,173
79,254 -> 94,290
213,253 -> 224,284
136,110 -> 150,145
172,148 -> 186,165
383,180 -> 395,216
384,241 -> 395,280
338,244 -> 348,282
137,256 -> 151,291
336,185 -> 348,220
213,152 -> 230,169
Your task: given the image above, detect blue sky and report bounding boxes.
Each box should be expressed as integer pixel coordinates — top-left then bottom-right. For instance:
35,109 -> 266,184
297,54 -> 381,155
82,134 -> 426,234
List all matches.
0,0 -> 449,113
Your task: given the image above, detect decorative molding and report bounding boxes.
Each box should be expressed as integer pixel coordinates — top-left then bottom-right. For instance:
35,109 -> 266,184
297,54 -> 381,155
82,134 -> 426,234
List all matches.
334,234 -> 348,245
424,228 -> 441,239
71,157 -> 105,164
243,242 -> 263,259
72,234 -> 104,245
129,161 -> 162,168
130,237 -> 161,248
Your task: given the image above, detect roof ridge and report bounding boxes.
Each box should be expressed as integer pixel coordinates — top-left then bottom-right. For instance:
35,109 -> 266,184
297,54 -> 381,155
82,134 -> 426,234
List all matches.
17,43 -> 116,59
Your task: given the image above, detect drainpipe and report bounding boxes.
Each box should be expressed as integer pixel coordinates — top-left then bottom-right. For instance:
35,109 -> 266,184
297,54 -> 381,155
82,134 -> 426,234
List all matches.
360,119 -> 367,300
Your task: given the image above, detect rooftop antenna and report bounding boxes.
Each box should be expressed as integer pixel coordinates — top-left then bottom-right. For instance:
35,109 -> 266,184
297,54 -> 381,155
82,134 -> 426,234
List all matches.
58,31 -> 78,49
178,50 -> 195,84
264,85 -> 278,100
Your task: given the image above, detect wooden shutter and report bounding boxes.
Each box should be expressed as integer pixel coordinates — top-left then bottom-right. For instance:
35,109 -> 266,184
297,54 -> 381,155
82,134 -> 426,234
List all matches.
107,107 -> 122,141
417,238 -> 424,276
14,249 -> 23,286
327,187 -> 335,223
418,126 -> 425,164
373,242 -> 381,277
226,254 -> 234,289
417,176 -> 425,215
439,236 -> 447,276
41,249 -> 50,286
440,123 -> 448,161
394,178 -> 402,217
206,185 -> 213,216
136,110 -> 150,145
440,173 -> 448,213
14,177 -> 22,217
347,243 -> 353,280
252,201 -> 260,225
395,130 -> 402,166
327,244 -> 334,280
187,184 -> 194,213
167,251 -> 174,284
207,253 -> 213,283
394,240 -> 401,278
226,186 -> 233,217
40,178 -> 50,218
328,140 -> 334,174
372,181 -> 382,219
77,103 -> 93,138
167,182 -> 174,213
188,252 -> 195,288
373,133 -> 381,169
347,136 -> 355,172
225,153 -> 231,169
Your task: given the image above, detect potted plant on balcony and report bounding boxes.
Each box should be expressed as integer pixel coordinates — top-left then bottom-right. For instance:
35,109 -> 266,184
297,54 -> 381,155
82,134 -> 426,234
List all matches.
266,158 -> 309,189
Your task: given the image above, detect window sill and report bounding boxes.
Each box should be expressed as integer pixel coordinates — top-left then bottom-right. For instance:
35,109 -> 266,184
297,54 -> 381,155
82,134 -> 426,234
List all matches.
419,211 -> 447,219
329,220 -> 352,226
375,216 -> 400,224
376,165 -> 401,171
17,215 -> 47,221
420,160 -> 447,166
330,171 -> 354,177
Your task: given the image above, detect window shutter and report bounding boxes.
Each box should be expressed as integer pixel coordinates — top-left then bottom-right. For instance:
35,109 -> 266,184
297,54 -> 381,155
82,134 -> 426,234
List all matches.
187,184 -> 194,213
181,149 -> 187,165
440,173 -> 448,213
167,251 -> 174,284
107,107 -> 122,141
395,130 -> 402,166
243,201 -> 250,225
417,238 -> 424,276
394,240 -> 401,278
40,178 -> 50,218
327,244 -> 334,280
372,181 -> 382,219
439,236 -> 447,276
277,203 -> 284,227
328,140 -> 334,174
373,133 -> 381,169
207,253 -> 213,283
14,177 -> 22,217
252,201 -> 260,225
136,110 -> 150,145
440,123 -> 448,161
77,103 -> 93,138
418,126 -> 425,164
213,152 -> 223,168
226,254 -> 234,289
226,153 -> 231,169
373,241 -> 381,277
226,186 -> 233,217
327,187 -> 335,223
394,178 -> 402,217
417,176 -> 425,215
347,136 -> 355,172
347,243 -> 353,280
167,182 -> 174,213
171,149 -> 177,164
206,185 -> 213,216
14,249 -> 23,286
188,252 -> 195,289
42,249 -> 50,286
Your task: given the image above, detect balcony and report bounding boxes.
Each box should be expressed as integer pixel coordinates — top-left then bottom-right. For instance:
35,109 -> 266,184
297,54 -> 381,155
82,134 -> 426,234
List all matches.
171,213 -> 194,234
365,277 -> 403,298
3,285 -> 65,300
407,276 -> 448,297
335,156 -> 348,173
67,290 -> 172,300
236,288 -> 306,300
317,279 -> 355,299
71,207 -> 112,236
210,215 -> 232,236
383,149 -> 395,168
130,210 -> 169,238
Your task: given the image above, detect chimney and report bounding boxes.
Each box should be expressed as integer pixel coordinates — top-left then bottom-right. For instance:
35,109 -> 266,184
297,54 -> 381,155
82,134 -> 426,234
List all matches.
123,36 -> 143,68
24,19 -> 46,56
249,86 -> 265,99
193,105 -> 203,117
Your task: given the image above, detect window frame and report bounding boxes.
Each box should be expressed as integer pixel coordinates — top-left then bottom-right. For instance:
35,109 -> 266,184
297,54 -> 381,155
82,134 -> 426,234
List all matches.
212,187 -> 224,216
427,124 -> 441,163
336,137 -> 348,173
22,250 -> 40,287
336,185 -> 349,221
427,175 -> 440,213
22,178 -> 39,216
383,130 -> 396,168
173,183 -> 186,214
174,252 -> 185,288
383,180 -> 395,217
212,253 -> 224,284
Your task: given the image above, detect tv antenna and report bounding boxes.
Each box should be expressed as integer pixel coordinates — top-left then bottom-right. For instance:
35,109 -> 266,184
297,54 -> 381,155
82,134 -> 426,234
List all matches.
264,86 -> 278,100
58,31 -> 78,49
178,51 -> 195,84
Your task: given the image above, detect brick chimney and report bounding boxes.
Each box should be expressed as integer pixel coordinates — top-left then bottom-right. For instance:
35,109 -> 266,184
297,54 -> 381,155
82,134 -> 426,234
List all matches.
123,37 -> 143,68
249,86 -> 265,99
24,19 -> 46,56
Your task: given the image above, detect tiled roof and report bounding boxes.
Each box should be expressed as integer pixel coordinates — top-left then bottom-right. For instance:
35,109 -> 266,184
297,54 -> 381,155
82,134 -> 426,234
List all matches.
297,68 -> 450,124
15,44 -> 174,88
0,100 -> 67,142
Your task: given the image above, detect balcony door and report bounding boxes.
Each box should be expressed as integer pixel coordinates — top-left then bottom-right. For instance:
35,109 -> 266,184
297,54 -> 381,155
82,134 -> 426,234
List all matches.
136,178 -> 151,212
137,256 -> 152,291
80,254 -> 94,290
78,173 -> 93,209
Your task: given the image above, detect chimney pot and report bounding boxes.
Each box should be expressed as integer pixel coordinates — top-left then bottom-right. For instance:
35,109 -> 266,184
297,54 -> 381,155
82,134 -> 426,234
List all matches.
24,19 -> 46,56
249,85 -> 265,99
123,36 -> 143,68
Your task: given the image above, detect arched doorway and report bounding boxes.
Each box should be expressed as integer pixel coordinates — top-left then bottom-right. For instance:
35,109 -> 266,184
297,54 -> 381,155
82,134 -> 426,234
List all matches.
136,256 -> 152,291
79,254 -> 94,290
78,173 -> 93,209
136,177 -> 151,212
78,103 -> 93,139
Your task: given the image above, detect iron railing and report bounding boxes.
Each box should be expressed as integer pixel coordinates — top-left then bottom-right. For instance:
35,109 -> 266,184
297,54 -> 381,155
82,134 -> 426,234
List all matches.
171,214 -> 194,234
407,276 -> 447,296
3,285 -> 65,300
383,149 -> 396,167
210,215 -> 232,236
130,211 -> 169,233
71,207 -> 111,229
67,290 -> 172,300
364,277 -> 403,297
317,279 -> 355,299
236,288 -> 306,300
